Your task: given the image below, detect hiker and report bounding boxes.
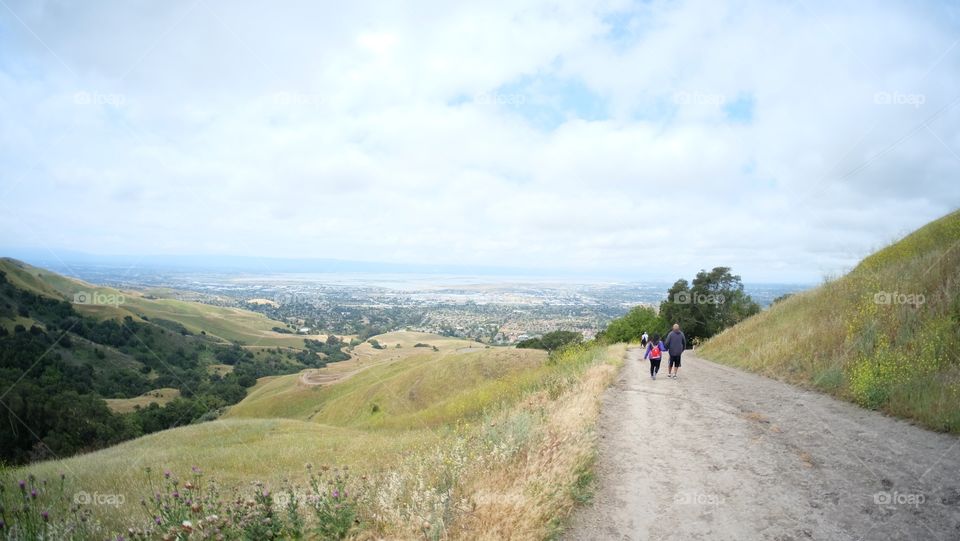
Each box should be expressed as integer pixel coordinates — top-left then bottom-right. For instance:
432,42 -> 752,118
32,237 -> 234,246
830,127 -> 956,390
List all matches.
664,323 -> 687,379
640,331 -> 649,347
643,333 -> 665,380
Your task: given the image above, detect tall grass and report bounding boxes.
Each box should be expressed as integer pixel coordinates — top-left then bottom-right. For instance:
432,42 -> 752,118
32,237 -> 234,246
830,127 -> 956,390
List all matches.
6,341 -> 627,539
700,209 -> 960,432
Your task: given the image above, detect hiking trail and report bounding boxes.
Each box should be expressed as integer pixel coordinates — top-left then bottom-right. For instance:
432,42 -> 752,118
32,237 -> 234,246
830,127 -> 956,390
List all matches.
565,347 -> 960,540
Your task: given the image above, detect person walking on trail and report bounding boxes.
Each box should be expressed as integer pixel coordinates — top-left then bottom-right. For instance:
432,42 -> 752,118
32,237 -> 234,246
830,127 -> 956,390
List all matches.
664,323 -> 687,379
641,332 -> 649,347
643,333 -> 665,380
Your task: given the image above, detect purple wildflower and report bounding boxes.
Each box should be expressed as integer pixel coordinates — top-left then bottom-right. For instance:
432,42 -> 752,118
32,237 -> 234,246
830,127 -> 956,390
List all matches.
41,511 -> 49,522
332,489 -> 340,499
17,480 -> 25,491
30,489 -> 37,499
155,516 -> 162,525
164,470 -> 171,479
172,491 -> 180,499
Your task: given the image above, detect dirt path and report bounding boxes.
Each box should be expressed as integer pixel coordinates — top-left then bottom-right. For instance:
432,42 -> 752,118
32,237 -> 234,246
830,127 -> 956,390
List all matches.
565,348 -> 960,540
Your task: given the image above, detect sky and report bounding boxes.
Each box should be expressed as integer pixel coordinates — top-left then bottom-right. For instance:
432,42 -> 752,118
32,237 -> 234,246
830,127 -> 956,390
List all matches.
1,0 -> 959,284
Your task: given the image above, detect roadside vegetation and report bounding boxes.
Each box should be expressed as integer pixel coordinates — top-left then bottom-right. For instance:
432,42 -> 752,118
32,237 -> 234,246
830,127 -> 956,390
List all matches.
700,209 -> 960,432
3,338 -> 625,539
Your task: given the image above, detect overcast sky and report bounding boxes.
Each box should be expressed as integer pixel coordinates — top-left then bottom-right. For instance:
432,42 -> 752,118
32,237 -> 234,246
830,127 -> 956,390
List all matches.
1,0 -> 959,283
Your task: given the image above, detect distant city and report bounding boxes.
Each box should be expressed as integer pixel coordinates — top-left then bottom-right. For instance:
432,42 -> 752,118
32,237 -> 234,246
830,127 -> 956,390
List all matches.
30,260 -> 808,344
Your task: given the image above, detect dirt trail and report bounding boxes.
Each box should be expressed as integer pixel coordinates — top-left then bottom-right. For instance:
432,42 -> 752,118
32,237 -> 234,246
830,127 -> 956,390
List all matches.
565,348 -> 960,540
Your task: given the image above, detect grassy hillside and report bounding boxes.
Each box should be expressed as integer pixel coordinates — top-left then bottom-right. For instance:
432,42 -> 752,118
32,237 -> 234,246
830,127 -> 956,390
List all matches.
6,334 -> 627,539
104,388 -> 181,413
0,260 -> 345,466
0,258 -> 312,348
225,332 -> 548,427
700,209 -> 960,432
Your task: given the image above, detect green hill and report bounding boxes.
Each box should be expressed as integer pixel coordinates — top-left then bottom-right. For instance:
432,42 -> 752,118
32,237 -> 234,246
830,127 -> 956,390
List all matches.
0,260 -> 335,465
6,333 -> 626,539
0,258 -> 314,348
699,209 -> 960,431
225,337 -> 548,427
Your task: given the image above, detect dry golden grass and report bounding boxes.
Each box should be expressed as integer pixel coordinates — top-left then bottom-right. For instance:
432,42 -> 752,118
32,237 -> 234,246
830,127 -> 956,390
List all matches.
700,208 -> 960,432
8,331 -> 627,540
450,348 -> 624,540
104,388 -> 181,413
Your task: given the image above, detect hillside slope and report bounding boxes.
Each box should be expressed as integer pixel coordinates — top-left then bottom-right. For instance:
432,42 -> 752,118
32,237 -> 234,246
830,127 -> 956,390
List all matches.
226,333 -> 547,427
700,209 -> 960,431
0,257 -> 312,348
10,337 -> 626,539
0,260 -> 332,464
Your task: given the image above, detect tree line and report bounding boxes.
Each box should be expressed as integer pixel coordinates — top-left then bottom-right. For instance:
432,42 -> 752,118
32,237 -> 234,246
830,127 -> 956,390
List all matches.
0,270 -> 348,465
598,266 -> 760,345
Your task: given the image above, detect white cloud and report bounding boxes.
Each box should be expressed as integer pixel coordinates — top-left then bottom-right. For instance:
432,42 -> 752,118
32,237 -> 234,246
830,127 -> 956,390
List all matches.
0,0 -> 958,283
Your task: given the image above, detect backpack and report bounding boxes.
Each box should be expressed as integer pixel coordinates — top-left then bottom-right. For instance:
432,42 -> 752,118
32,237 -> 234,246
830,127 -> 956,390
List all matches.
650,344 -> 661,358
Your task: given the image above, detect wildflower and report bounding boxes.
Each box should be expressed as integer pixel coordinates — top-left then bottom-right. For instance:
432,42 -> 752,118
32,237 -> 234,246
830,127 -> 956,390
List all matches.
172,491 -> 180,499
155,516 -> 162,525
191,466 -> 201,474
17,480 -> 25,491
30,489 -> 38,499
41,511 -> 49,522
332,489 -> 339,499
164,470 -> 171,479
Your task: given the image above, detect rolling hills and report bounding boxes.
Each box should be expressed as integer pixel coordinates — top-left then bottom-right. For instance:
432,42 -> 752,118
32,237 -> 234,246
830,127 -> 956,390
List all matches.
0,257 -> 320,348
700,209 -> 960,431
0,258 -> 338,464
5,328 -> 626,539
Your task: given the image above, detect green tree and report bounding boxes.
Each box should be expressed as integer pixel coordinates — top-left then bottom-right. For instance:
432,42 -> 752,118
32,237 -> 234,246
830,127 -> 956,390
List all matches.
516,330 -> 582,351
659,279 -> 694,334
599,306 -> 664,344
659,267 -> 760,341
